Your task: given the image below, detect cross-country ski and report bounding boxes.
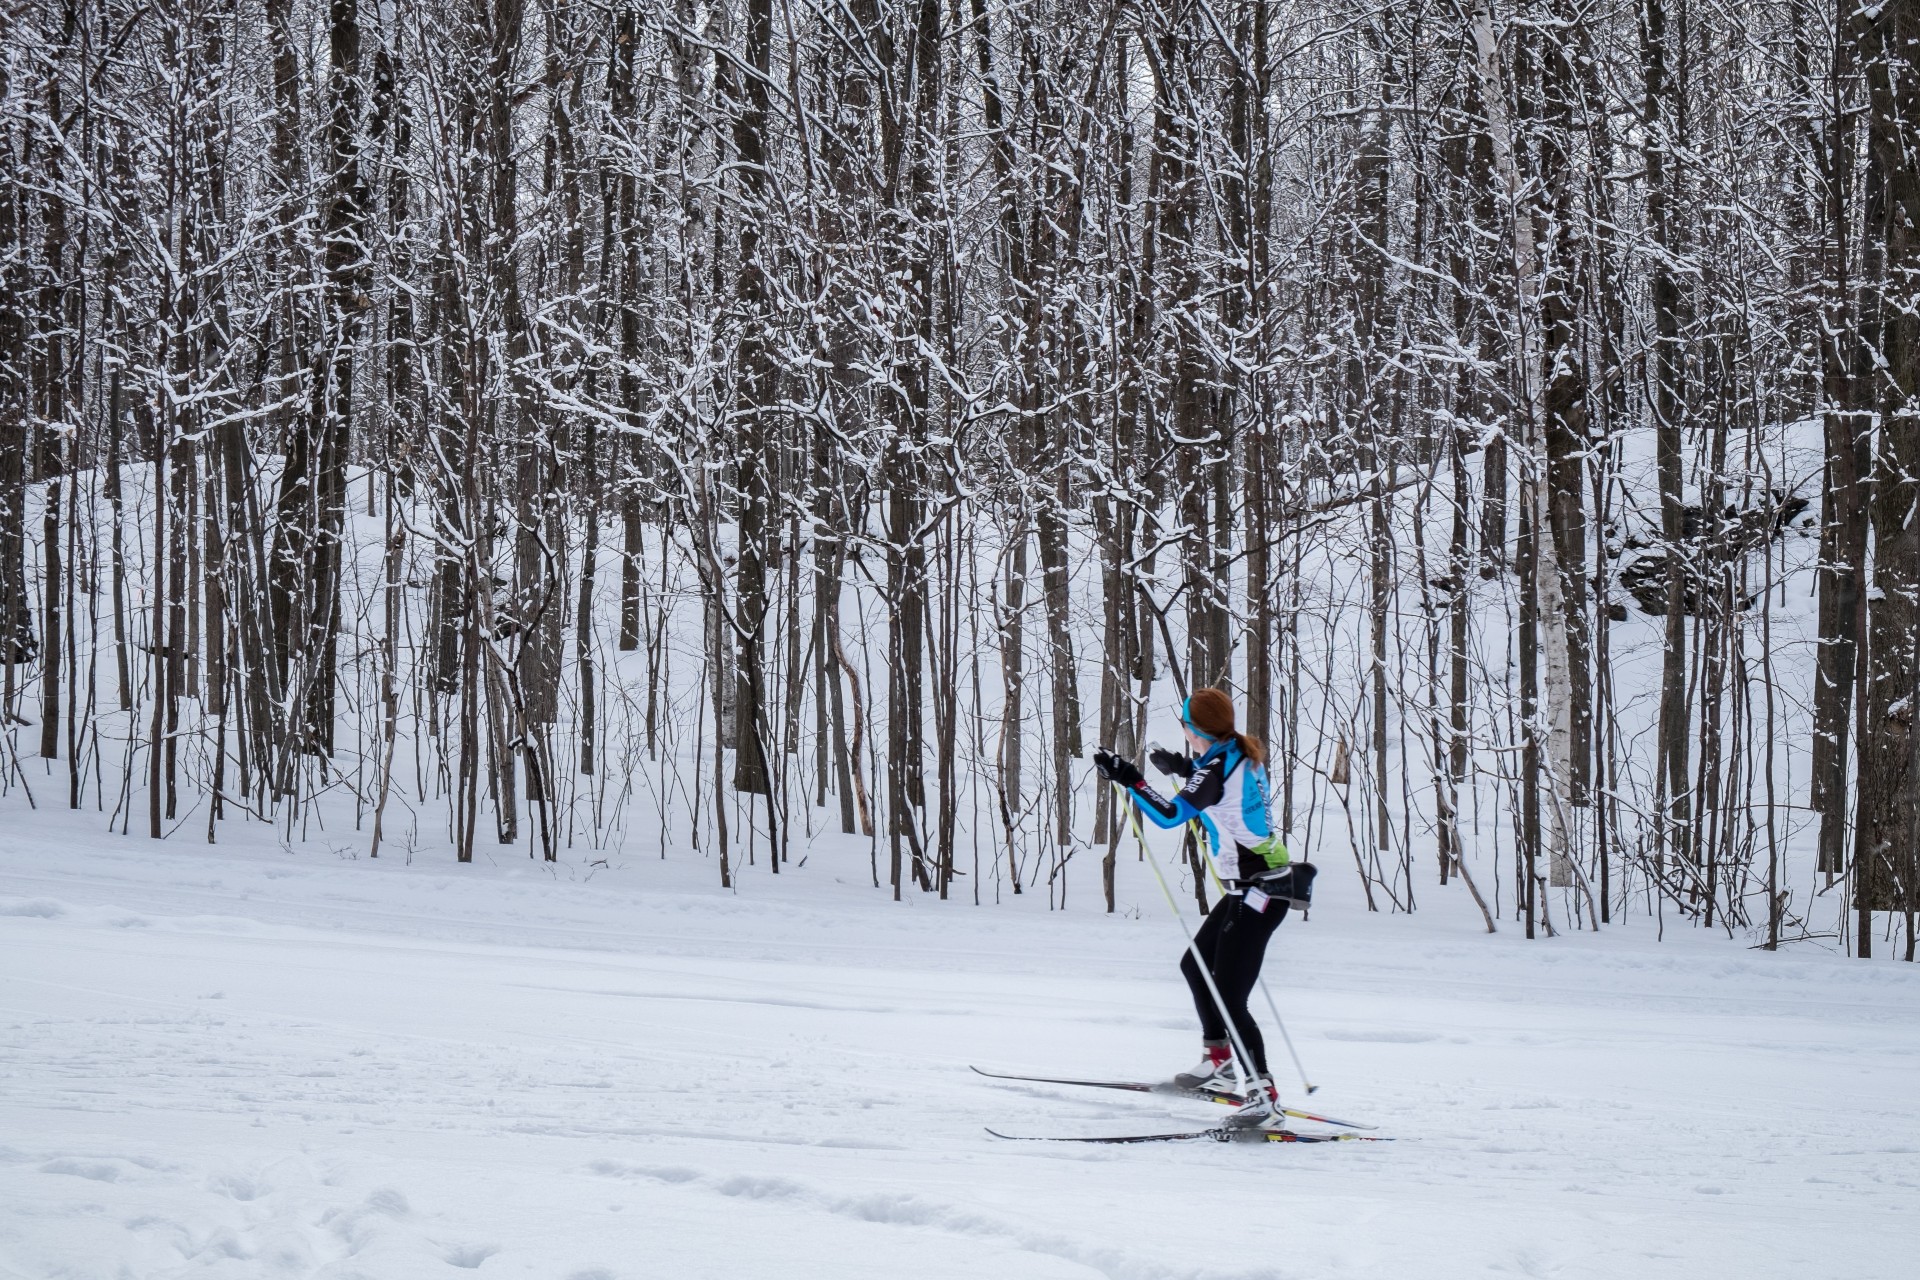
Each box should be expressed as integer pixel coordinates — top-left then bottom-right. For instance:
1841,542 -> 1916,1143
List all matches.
985,1127 -> 1392,1146
968,1066 -> 1378,1129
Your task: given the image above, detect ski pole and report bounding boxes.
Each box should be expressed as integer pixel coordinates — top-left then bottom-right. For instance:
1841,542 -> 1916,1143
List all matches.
1115,782 -> 1259,1096
1188,820 -> 1319,1096
1256,967 -> 1316,1095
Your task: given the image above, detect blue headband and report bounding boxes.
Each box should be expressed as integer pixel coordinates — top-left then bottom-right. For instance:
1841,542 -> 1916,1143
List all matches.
1181,698 -> 1219,743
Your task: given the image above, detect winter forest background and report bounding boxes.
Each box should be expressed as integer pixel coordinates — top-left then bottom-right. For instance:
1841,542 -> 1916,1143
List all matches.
2,0 -> 1917,959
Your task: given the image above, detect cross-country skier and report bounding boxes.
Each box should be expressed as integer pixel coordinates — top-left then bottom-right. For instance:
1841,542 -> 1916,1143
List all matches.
1094,687 -> 1316,1129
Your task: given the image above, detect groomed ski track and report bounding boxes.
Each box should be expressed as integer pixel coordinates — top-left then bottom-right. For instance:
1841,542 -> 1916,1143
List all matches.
3,809 -> 1917,1279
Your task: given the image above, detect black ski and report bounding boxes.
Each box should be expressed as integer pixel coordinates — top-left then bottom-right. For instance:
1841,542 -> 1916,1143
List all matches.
970,1066 -> 1377,1131
985,1126 -> 1389,1145
971,1064 -> 1227,1102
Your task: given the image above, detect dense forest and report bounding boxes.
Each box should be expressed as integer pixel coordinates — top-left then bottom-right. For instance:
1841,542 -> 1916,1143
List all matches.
0,0 -> 1915,958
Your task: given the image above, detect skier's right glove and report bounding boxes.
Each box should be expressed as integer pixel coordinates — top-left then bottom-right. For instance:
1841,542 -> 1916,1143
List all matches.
1093,749 -> 1144,790
1148,746 -> 1194,779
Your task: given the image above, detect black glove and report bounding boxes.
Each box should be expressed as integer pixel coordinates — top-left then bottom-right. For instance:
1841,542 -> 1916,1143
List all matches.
1149,746 -> 1194,779
1093,749 -> 1144,789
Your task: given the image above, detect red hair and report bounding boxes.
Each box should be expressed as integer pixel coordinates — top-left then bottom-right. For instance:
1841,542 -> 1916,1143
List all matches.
1185,688 -> 1265,766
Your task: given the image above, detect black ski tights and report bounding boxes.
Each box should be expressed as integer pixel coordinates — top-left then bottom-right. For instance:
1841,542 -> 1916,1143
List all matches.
1180,892 -> 1288,1075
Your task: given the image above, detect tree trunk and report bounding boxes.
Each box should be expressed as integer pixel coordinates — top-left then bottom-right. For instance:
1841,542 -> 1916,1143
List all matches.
1468,0 -> 1577,899
1852,0 -> 1920,943
1811,0 -> 1871,881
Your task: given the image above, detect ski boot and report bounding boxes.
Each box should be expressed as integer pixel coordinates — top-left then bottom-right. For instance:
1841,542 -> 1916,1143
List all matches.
1172,1040 -> 1237,1092
1224,1075 -> 1283,1129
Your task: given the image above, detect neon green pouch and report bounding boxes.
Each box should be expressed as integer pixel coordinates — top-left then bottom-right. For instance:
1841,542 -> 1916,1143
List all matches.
1251,834 -> 1290,871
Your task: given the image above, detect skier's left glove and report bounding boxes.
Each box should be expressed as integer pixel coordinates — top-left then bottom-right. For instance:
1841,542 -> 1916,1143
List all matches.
1149,746 -> 1194,779
1093,749 -> 1144,789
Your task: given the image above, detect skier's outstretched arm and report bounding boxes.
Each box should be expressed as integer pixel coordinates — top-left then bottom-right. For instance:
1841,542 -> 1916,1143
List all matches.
1096,751 -> 1224,829
1124,780 -> 1198,828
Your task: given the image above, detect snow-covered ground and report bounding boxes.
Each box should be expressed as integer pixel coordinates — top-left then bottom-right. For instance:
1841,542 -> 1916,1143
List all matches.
2,799 -> 1916,1280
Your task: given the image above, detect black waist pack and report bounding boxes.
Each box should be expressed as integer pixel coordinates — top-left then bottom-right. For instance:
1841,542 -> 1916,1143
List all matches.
1234,860 -> 1317,910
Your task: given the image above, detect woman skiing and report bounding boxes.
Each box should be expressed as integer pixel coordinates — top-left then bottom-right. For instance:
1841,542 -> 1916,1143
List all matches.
1094,688 -> 1315,1128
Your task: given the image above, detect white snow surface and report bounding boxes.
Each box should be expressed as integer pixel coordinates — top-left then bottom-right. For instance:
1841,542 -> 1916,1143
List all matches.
2,802 -> 1917,1280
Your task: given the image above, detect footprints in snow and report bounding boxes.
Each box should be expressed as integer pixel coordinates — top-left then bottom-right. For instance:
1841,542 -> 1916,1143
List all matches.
445,1241 -> 502,1268
25,1154 -> 524,1275
586,1157 -> 1160,1279
41,1156 -> 126,1183
16,1152 -> 448,1275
